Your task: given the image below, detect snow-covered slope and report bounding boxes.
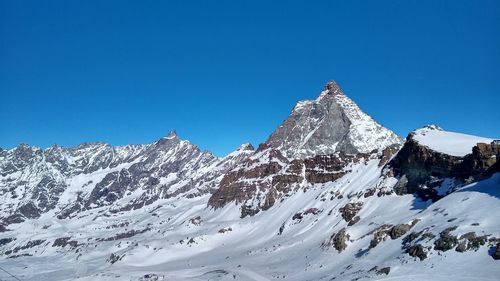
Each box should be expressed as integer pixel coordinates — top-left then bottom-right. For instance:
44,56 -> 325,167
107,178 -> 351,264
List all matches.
1,160 -> 499,281
0,81 -> 499,281
412,125 -> 494,157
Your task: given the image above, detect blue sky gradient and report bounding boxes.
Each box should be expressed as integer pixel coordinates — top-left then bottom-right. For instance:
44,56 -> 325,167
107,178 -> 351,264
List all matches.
1,0 -> 499,156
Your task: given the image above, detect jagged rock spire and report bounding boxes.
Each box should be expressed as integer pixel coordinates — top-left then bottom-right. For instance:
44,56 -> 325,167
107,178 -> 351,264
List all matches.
156,130 -> 180,146
165,130 -> 178,139
323,80 -> 343,95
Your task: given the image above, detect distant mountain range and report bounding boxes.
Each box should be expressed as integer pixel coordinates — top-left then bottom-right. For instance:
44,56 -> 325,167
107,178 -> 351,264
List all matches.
0,81 -> 499,281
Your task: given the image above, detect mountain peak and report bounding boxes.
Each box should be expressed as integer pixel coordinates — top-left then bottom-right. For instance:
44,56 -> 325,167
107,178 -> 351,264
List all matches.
165,130 -> 178,139
17,143 -> 32,149
265,80 -> 402,158
237,143 -> 254,151
422,124 -> 444,131
156,130 -> 181,146
323,80 -> 343,95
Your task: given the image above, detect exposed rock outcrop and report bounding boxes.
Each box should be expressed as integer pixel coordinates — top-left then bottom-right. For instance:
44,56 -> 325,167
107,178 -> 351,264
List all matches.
493,243 -> 500,260
322,228 -> 350,253
369,221 -> 419,250
293,208 -> 322,220
406,244 -> 428,260
369,266 -> 391,275
434,227 -> 459,251
339,202 -> 363,225
389,131 -> 499,200
455,232 -> 488,252
389,224 -> 412,239
369,224 -> 393,249
108,253 -> 124,264
52,237 -> 79,248
209,151 -> 369,217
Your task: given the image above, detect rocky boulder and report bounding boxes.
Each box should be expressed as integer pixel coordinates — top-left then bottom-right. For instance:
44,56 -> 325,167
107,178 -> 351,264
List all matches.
493,243 -> 500,260
389,224 -> 411,239
322,228 -> 350,253
339,202 -> 363,225
406,244 -> 428,260
434,227 -> 459,252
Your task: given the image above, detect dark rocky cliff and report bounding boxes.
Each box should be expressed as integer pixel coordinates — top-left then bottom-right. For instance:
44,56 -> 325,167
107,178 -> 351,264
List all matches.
390,133 -> 500,200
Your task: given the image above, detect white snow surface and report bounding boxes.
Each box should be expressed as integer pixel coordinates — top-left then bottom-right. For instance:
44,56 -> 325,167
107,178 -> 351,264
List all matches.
413,125 -> 494,157
332,93 -> 402,154
1,158 -> 499,281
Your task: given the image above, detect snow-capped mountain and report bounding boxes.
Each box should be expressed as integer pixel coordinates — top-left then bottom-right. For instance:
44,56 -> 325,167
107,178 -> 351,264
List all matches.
0,81 -> 499,281
411,125 -> 494,157
0,130 -> 242,224
209,81 -> 402,217
0,142 -> 147,222
266,80 -> 402,158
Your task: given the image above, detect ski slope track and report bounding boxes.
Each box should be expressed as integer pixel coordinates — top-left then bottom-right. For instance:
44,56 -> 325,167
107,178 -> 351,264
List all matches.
0,81 -> 499,281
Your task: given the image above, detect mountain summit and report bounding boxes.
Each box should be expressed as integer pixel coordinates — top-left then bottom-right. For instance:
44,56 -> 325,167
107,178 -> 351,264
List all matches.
265,80 -> 402,158
323,79 -> 343,94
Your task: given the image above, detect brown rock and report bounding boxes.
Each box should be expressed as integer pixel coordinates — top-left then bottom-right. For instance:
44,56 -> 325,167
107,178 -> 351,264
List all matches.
406,244 -> 427,260
322,228 -> 350,253
339,202 -> 363,224
390,224 -> 411,239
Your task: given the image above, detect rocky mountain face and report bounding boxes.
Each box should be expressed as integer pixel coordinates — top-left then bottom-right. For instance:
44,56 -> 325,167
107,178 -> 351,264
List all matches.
389,125 -> 500,200
0,131 -> 253,226
209,149 -> 375,218
209,81 -> 402,217
0,142 -> 146,223
266,81 -> 402,158
0,81 -> 499,281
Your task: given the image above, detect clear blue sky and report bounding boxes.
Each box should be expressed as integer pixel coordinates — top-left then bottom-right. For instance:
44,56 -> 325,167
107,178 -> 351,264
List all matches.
1,0 -> 499,156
